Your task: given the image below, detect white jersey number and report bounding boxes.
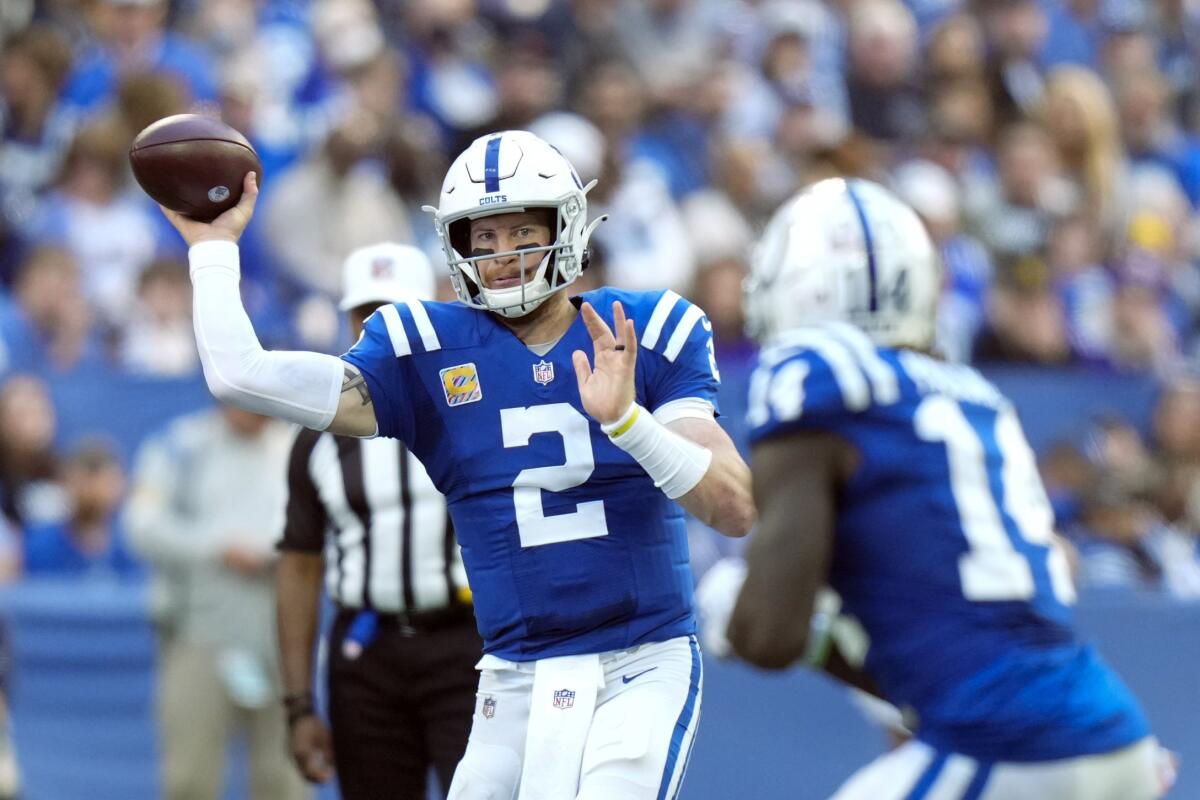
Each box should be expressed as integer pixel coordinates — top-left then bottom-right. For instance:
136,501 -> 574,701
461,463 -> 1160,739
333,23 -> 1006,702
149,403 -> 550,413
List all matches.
915,395 -> 1075,605
500,403 -> 609,548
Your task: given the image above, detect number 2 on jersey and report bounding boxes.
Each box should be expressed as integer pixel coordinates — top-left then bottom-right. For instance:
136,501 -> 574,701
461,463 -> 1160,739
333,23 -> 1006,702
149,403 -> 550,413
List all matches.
915,396 -> 1075,605
500,403 -> 609,548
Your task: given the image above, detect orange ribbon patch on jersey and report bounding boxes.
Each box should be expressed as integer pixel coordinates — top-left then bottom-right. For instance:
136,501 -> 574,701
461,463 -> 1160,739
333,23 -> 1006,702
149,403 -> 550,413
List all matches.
439,363 -> 483,407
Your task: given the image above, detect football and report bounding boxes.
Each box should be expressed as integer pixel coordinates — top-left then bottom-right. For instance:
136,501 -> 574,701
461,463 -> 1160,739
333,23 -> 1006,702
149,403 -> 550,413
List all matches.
129,114 -> 262,222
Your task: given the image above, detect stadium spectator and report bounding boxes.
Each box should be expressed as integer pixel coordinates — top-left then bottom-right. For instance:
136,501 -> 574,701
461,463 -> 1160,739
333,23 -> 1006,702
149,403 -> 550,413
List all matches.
920,78 -> 995,191
844,0 -> 923,143
22,439 -> 141,580
1115,65 -> 1200,206
1074,472 -> 1200,598
124,405 -> 305,800
1048,214 -> 1114,362
611,0 -> 715,111
29,118 -> 159,328
453,47 -> 563,154
0,24 -> 77,248
973,255 -> 1072,365
892,158 -> 993,362
977,0 -> 1049,126
712,2 -> 845,152
262,110 -> 409,297
383,118 -> 449,258
119,258 -> 196,377
1040,440 -> 1096,529
2,247 -> 100,375
1069,415 -> 1200,597
398,0 -> 498,139
924,12 -> 987,87
574,57 -> 647,145
1040,66 -> 1128,240
115,72 -> 191,147
964,120 -> 1073,261
63,0 -> 217,113
0,374 -> 65,529
1108,212 -> 1185,376
1151,377 -> 1200,529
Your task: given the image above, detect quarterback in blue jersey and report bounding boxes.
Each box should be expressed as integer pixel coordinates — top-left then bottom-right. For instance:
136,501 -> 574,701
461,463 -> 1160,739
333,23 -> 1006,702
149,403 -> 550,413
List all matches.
157,130 -> 753,799
727,179 -> 1169,799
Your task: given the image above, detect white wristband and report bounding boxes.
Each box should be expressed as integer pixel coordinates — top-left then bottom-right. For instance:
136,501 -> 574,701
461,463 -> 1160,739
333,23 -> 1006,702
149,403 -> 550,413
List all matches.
602,403 -> 712,499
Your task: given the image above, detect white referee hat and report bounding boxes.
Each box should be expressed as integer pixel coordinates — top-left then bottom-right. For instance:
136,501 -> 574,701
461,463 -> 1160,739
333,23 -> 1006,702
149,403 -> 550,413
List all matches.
340,242 -> 436,310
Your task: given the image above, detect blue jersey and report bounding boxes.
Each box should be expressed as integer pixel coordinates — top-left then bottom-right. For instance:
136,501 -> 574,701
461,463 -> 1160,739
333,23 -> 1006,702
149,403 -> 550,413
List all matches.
343,288 -> 720,660
747,323 -> 1149,762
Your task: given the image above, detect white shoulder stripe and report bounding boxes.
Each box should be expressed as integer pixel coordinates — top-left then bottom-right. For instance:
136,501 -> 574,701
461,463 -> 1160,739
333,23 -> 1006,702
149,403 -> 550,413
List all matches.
663,305 -> 705,362
776,329 -> 870,411
641,290 -> 682,350
404,300 -> 441,352
378,304 -> 411,357
824,323 -> 899,405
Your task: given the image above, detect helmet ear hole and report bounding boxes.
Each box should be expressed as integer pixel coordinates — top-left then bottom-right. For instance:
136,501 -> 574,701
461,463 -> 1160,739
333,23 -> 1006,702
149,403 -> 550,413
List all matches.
449,218 -> 471,258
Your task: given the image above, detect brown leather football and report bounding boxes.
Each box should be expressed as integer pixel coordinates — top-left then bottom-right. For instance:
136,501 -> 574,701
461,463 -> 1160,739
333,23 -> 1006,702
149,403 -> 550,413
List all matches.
129,114 -> 262,222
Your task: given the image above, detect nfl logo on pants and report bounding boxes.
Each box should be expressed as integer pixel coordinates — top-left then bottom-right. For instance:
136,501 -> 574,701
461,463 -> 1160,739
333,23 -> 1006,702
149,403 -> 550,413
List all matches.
552,689 -> 575,709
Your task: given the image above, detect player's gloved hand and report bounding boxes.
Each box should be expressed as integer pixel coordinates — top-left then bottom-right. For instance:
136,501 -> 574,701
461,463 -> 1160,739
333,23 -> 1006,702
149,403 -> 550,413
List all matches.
288,714 -> 335,784
159,171 -> 259,247
573,301 -> 637,425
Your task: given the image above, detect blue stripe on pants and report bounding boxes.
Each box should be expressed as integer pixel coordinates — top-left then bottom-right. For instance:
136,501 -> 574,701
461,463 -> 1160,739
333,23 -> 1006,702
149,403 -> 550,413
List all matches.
904,751 -> 948,800
657,637 -> 702,800
484,136 -> 502,193
960,761 -> 992,800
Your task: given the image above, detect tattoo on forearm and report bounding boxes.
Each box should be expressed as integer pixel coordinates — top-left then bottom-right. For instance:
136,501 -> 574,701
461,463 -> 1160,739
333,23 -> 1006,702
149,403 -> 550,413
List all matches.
342,367 -> 371,406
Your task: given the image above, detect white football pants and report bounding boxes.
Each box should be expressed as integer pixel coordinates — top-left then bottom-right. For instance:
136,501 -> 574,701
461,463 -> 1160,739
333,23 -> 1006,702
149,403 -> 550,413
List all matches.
447,635 -> 703,800
831,736 -> 1170,800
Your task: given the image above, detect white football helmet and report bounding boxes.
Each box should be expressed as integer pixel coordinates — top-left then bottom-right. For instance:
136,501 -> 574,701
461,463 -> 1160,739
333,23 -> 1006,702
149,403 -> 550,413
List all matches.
745,177 -> 941,349
425,130 -> 605,318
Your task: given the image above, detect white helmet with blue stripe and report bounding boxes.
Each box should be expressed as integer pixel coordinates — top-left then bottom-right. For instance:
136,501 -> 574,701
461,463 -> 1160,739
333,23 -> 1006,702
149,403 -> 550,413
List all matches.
745,177 -> 941,350
426,130 -> 605,318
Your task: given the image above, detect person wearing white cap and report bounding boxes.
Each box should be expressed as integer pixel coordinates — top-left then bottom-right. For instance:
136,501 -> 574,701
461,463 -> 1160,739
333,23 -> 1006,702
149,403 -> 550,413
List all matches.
275,242 -> 479,798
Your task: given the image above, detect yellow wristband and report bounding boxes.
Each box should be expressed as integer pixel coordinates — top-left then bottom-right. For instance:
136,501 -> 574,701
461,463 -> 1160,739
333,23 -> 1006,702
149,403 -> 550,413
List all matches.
607,405 -> 641,438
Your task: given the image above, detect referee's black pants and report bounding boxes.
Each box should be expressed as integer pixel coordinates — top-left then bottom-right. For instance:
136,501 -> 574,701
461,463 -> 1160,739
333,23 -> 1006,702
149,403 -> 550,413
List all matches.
328,608 -> 482,800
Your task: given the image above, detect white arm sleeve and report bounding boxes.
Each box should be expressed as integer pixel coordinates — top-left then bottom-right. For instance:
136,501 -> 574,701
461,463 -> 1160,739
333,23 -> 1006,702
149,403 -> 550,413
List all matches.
189,241 -> 344,430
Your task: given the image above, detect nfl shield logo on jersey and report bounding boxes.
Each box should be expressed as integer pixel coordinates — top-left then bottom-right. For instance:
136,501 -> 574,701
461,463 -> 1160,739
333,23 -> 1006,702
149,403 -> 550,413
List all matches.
552,689 -> 575,709
532,359 -> 555,385
439,363 -> 483,407
481,696 -> 496,719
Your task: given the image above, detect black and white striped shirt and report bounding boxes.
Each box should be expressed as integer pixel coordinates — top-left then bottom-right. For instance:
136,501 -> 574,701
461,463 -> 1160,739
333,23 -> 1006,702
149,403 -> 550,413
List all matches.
280,430 -> 468,612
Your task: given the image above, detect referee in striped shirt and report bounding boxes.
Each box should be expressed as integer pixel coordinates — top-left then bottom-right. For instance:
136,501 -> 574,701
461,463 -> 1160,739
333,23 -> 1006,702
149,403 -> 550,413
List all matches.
276,243 -> 480,799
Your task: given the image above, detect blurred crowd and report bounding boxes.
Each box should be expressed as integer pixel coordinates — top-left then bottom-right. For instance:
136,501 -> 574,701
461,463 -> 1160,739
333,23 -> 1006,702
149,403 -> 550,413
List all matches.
2,0 -> 1200,597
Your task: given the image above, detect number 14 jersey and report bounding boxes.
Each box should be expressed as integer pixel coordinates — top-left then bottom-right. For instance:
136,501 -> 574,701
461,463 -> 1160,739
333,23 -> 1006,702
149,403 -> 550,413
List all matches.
747,322 -> 1149,762
342,288 -> 719,661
